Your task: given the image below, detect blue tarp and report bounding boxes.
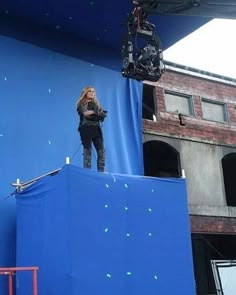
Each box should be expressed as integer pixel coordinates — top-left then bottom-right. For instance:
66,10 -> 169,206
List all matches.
16,164 -> 195,295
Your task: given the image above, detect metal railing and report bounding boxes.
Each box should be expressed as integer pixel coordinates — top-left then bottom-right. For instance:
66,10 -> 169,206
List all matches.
0,266 -> 39,295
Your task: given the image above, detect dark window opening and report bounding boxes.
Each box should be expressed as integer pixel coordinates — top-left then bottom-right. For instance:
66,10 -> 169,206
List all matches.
222,153 -> 236,206
192,233 -> 236,295
142,84 -> 156,121
143,140 -> 181,177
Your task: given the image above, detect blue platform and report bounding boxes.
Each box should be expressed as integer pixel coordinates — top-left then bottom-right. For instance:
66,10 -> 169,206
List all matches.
15,164 -> 195,295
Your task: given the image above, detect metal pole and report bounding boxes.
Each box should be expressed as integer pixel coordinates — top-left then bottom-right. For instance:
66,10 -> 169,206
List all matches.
8,273 -> 13,295
32,268 -> 38,295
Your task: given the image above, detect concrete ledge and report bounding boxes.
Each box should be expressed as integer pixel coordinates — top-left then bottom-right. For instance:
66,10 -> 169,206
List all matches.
189,204 -> 236,218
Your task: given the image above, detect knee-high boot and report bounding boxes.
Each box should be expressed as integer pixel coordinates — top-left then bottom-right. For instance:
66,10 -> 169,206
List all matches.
97,149 -> 105,172
83,148 -> 91,169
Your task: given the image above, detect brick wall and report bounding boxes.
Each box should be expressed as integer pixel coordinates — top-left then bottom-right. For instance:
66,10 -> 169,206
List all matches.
143,69 -> 236,146
191,215 -> 236,234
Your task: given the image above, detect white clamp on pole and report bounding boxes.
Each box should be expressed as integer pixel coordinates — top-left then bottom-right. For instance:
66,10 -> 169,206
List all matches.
16,178 -> 22,191
65,157 -> 70,164
181,169 -> 186,178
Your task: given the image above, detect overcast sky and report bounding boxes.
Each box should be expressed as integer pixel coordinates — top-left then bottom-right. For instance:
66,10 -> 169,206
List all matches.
163,18 -> 236,79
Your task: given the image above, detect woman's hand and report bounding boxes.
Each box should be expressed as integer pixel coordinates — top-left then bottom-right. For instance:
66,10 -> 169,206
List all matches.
84,110 -> 95,117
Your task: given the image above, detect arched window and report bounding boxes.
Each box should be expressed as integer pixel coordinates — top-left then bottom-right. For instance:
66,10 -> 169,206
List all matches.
222,153 -> 236,206
143,140 -> 181,177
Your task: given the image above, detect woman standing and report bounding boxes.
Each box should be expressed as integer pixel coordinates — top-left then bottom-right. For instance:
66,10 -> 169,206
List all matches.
76,86 -> 107,172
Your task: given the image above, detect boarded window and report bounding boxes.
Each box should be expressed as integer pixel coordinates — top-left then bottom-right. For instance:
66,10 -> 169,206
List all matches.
202,99 -> 227,122
164,91 -> 194,115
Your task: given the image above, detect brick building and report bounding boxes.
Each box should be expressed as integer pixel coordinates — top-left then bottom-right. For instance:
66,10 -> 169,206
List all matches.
142,61 -> 236,295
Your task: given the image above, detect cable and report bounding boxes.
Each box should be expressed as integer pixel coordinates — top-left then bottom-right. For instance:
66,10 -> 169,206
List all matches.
70,144 -> 98,163
0,191 -> 16,203
70,143 -> 82,163
197,235 -> 227,260
0,195 -> 11,202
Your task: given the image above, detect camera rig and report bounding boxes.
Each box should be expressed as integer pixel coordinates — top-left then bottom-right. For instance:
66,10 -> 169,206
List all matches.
121,1 -> 165,82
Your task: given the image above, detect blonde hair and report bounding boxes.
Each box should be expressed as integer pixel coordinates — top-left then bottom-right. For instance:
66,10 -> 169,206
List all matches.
76,86 -> 102,110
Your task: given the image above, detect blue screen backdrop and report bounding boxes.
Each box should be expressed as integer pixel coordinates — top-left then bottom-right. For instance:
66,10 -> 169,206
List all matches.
15,165 -> 195,295
0,17 -> 196,295
0,34 -> 143,292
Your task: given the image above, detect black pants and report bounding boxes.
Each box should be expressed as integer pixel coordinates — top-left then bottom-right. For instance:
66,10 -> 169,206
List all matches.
79,125 -> 105,171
